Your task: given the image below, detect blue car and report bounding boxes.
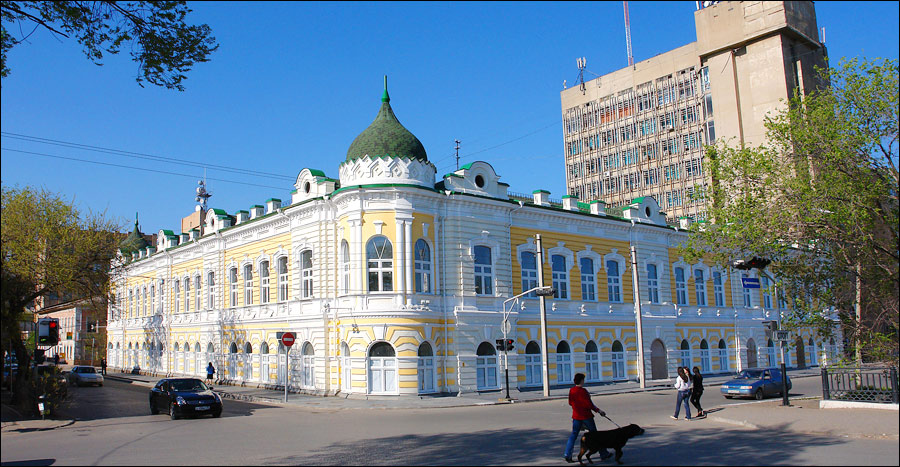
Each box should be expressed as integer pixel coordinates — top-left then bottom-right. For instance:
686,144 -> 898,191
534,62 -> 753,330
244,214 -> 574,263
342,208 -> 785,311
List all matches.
720,368 -> 792,400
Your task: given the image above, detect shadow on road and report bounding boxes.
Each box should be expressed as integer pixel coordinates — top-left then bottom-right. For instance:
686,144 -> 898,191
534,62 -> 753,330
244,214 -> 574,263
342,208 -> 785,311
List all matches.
254,423 -> 846,465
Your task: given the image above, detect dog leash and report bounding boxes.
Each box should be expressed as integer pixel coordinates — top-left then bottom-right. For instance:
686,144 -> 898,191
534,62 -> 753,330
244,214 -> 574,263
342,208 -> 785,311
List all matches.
601,414 -> 621,428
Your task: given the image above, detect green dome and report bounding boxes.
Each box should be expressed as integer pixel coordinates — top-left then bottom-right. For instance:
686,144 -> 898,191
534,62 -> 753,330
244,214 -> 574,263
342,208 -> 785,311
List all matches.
346,77 -> 428,162
119,214 -> 148,255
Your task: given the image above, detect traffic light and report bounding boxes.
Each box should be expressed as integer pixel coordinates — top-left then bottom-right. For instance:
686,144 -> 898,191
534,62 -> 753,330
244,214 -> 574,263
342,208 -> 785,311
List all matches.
733,257 -> 771,270
37,318 -> 60,346
495,338 -> 515,351
762,320 -> 778,339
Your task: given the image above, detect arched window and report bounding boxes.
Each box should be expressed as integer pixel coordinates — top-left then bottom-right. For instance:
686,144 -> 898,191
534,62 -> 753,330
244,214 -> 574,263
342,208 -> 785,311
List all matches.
680,339 -> 691,368
367,237 -> 393,292
694,269 -> 707,306
580,257 -> 596,301
746,338 -> 758,368
207,272 -> 216,310
551,255 -> 569,299
418,342 -> 435,393
195,342 -> 202,377
243,264 -> 253,305
301,342 -> 315,388
414,239 -> 432,294
718,339 -> 728,372
525,341 -> 542,386
713,271 -> 725,307
473,245 -> 493,295
260,260 -> 270,304
277,256 -> 289,301
674,267 -> 687,305
340,342 -> 352,392
228,342 -> 238,380
476,342 -> 498,390
767,339 -> 777,366
606,259 -> 622,303
584,341 -> 600,382
808,337 -> 818,366
300,250 -> 313,299
699,339 -> 710,372
340,241 -> 350,295
368,342 -> 397,394
556,341 -> 572,383
611,341 -> 625,379
229,267 -> 238,308
260,341 -> 270,383
521,251 -> 538,297
646,263 -> 659,304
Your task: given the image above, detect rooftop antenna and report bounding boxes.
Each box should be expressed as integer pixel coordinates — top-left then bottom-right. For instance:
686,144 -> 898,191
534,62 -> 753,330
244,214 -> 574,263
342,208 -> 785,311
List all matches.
195,170 -> 212,212
576,57 -> 587,95
624,1 -> 634,68
455,139 -> 461,170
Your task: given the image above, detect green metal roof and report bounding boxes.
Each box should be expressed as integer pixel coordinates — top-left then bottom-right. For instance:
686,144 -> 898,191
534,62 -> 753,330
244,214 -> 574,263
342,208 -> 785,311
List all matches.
118,214 -> 149,255
346,76 -> 427,163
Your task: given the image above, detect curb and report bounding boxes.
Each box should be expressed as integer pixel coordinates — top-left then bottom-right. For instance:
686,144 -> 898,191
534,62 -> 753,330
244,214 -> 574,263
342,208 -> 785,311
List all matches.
1,419 -> 76,433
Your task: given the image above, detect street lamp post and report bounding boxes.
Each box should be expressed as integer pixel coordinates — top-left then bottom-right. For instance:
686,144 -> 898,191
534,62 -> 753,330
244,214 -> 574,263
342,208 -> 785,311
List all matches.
535,234 -> 551,397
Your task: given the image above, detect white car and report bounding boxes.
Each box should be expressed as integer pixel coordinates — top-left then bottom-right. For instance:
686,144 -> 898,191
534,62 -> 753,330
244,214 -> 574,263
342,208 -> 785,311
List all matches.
68,365 -> 104,387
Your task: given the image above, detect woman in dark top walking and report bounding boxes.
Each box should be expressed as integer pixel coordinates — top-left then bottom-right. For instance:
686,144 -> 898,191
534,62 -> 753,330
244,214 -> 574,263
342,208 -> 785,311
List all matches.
690,366 -> 705,417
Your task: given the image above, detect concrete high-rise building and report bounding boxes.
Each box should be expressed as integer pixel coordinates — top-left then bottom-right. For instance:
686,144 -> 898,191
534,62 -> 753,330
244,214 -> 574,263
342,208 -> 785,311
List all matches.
560,1 -> 827,222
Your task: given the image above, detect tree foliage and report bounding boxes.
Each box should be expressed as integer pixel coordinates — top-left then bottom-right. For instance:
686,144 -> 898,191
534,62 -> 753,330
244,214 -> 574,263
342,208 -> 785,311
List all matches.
683,58 -> 899,366
1,185 -> 122,408
1,1 -> 218,90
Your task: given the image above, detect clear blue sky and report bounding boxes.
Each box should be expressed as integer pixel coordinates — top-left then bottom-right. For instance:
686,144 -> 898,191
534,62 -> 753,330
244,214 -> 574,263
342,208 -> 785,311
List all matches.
2,1 -> 898,234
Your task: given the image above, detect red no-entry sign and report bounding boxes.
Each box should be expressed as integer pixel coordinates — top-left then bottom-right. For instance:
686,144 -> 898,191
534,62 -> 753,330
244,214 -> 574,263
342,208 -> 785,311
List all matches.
280,332 -> 295,347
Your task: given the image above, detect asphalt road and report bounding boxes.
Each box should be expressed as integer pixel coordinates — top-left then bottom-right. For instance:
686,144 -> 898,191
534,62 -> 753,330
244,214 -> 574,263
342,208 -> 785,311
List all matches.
2,377 -> 897,466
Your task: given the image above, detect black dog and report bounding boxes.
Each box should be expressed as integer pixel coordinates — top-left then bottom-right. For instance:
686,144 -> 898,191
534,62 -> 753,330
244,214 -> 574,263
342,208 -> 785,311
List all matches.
578,423 -> 645,465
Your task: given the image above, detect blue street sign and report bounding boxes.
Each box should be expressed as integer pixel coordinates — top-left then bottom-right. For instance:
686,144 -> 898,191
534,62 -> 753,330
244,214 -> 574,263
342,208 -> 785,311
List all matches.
742,277 -> 761,289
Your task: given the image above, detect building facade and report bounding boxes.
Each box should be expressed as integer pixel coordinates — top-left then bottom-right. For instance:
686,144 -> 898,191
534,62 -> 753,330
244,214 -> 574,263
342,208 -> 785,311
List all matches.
37,300 -> 106,365
107,81 -> 840,397
560,1 -> 827,221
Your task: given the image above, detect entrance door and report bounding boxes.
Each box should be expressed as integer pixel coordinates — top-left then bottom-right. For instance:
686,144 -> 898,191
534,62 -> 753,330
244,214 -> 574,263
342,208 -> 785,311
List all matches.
795,337 -> 806,368
650,339 -> 668,379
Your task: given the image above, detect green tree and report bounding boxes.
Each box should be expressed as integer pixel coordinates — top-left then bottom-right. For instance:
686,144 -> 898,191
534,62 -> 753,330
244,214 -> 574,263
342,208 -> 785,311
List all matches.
1,185 -> 122,410
1,1 -> 218,90
684,58 -> 899,366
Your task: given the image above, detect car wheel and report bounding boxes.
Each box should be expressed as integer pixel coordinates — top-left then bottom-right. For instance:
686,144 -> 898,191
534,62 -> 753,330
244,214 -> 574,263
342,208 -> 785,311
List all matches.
150,401 -> 159,415
754,389 -> 764,400
212,410 -> 221,418
170,403 -> 179,420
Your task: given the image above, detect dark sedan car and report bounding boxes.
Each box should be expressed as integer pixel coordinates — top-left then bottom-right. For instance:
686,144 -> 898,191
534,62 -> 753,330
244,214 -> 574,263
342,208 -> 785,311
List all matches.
149,378 -> 222,419
720,368 -> 792,400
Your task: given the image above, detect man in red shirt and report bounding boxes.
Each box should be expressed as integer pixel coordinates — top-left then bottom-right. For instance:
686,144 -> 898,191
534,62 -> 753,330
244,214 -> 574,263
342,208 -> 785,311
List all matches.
564,373 -> 612,463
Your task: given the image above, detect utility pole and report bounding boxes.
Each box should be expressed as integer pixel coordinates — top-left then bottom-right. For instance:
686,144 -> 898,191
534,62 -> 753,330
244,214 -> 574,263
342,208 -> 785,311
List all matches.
630,244 -> 646,388
454,140 -> 461,170
535,234 -> 550,397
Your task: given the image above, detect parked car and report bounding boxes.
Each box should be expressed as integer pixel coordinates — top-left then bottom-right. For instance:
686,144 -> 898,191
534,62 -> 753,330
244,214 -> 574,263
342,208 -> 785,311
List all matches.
720,368 -> 792,400
68,365 -> 104,387
149,378 -> 222,420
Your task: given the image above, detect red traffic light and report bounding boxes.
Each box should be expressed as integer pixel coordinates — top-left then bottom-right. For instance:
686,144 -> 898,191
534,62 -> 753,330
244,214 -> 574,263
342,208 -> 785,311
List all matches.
49,321 -> 58,328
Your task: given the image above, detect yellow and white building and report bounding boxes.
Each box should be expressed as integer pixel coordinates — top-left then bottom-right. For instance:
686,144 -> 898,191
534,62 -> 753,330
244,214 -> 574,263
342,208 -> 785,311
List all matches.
106,81 -> 842,397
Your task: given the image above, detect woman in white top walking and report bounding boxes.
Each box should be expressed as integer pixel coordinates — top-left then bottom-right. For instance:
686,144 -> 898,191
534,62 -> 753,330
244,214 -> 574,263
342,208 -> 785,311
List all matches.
671,366 -> 693,420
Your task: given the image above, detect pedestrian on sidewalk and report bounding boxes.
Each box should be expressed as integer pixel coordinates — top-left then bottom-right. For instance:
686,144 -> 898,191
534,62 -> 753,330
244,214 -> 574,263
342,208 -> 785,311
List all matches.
100,358 -> 107,376
564,372 -> 612,463
690,366 -> 704,417
206,362 -> 215,383
671,367 -> 692,421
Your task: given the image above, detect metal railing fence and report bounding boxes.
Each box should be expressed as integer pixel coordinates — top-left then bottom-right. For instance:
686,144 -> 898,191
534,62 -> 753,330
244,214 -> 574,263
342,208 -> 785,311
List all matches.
821,366 -> 898,404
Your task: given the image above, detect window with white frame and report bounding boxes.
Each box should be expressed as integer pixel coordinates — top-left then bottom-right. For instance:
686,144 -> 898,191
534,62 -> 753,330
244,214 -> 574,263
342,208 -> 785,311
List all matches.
525,341 -> 542,386
680,339 -> 691,368
229,268 -> 238,308
277,257 -> 289,301
674,267 -> 688,305
761,275 -> 772,308
476,342 -> 498,390
521,251 -> 538,297
301,342 -> 315,389
260,260 -> 270,304
742,273 -> 752,307
713,271 -> 725,307
173,280 -> 180,313
300,250 -> 313,299
150,284 -> 155,314
243,264 -> 253,306
473,245 -> 493,296
207,272 -> 215,309
646,263 -> 659,304
367,236 -> 393,292
142,287 -> 147,315
417,342 -> 435,393
556,341 -> 572,383
551,255 -> 568,299
718,339 -> 728,372
699,339 -> 711,372
127,289 -> 133,318
585,341 -> 600,382
580,257 -> 596,301
694,269 -> 707,306
194,275 -> 201,311
606,259 -> 622,303
158,280 -> 165,314
611,341 -> 625,379
414,239 -> 432,294
184,278 -> 191,312
340,241 -> 350,294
